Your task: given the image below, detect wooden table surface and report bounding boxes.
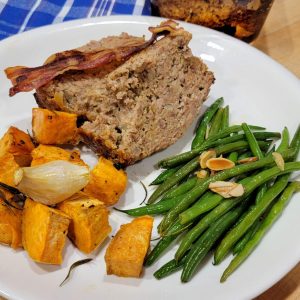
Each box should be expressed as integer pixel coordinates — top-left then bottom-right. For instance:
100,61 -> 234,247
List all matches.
253,0 -> 300,78
253,0 -> 300,298
0,1 -> 299,300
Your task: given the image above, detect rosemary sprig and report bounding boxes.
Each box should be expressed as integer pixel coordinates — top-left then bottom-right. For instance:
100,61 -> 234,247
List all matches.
0,182 -> 26,203
0,190 -> 21,214
0,182 -> 21,194
139,181 -> 148,205
26,129 -> 38,147
59,258 -> 93,287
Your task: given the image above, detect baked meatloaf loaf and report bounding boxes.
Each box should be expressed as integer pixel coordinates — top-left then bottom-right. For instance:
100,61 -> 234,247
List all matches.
5,21 -> 214,165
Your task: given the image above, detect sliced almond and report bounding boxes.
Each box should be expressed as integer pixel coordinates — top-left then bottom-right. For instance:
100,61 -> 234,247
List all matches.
206,157 -> 235,171
195,169 -> 209,179
199,150 -> 216,169
229,184 -> 245,197
209,181 -> 244,198
272,152 -> 285,171
238,157 -> 258,164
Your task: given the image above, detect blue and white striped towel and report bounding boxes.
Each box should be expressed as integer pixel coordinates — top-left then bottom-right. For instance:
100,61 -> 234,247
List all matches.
0,0 -> 151,40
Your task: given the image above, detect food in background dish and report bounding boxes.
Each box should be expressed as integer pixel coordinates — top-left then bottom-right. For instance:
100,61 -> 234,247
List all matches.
151,0 -> 274,42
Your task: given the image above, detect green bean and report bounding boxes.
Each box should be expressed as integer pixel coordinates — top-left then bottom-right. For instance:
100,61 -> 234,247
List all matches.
221,181 -> 300,282
232,218 -> 261,255
242,123 -> 264,159
179,177 -> 253,224
214,171 -> 297,265
256,128 -> 289,204
148,157 -> 199,204
228,151 -> 238,163
215,140 -> 270,155
150,166 -> 182,185
114,195 -> 185,216
159,130 -> 277,168
256,125 -> 297,206
204,124 -> 266,142
237,151 -> 253,160
161,177 -> 198,200
158,149 -> 296,234
149,140 -> 270,204
221,105 -> 229,130
208,107 -> 224,137
290,124 -> 300,159
144,220 -> 189,266
162,221 -> 194,237
255,186 -> 267,205
255,128 -> 290,206
175,160 -> 299,260
191,97 -> 224,149
242,122 -> 267,203
175,197 -> 249,261
181,203 -> 247,282
276,127 -> 290,153
154,254 -> 189,279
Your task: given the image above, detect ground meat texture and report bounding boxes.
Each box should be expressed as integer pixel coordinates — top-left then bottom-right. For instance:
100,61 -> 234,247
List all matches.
35,32 -> 214,165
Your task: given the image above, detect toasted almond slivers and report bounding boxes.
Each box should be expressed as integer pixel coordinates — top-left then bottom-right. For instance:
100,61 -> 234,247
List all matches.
229,184 -> 245,197
195,169 -> 209,179
238,157 -> 258,164
206,157 -> 235,171
272,152 -> 285,171
209,181 -> 244,198
199,150 -> 217,169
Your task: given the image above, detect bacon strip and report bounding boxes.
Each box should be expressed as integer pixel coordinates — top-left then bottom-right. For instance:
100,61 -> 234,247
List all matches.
5,20 -> 185,97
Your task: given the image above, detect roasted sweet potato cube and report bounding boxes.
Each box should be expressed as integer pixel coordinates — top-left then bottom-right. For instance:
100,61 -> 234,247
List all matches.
32,108 -> 79,145
58,192 -> 111,254
0,152 -> 20,187
84,157 -> 127,206
105,216 -> 153,277
22,198 -> 70,264
0,197 -> 22,249
31,144 -> 86,167
0,126 -> 35,166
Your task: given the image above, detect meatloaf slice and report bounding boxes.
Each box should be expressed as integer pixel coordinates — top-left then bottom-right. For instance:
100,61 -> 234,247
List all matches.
35,30 -> 214,165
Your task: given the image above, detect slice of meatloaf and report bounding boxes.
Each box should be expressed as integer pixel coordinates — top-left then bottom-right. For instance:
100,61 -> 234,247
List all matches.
35,30 -> 214,165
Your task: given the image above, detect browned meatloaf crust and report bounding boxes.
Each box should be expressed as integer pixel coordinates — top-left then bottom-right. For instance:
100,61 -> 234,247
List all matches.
35,30 -> 215,165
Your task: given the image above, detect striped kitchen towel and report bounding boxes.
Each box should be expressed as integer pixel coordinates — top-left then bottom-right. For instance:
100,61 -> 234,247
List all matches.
0,0 -> 151,40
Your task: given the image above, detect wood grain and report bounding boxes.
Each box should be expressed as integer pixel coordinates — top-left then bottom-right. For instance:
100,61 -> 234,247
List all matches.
256,262 -> 300,300
252,0 -> 300,77
247,1 -> 300,297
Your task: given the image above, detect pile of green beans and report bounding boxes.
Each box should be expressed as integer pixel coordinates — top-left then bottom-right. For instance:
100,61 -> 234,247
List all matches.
114,98 -> 300,284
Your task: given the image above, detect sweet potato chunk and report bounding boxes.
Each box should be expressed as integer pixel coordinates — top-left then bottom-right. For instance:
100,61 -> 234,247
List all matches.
58,192 -> 111,254
22,198 -> 70,264
32,108 -> 78,145
0,126 -> 35,166
105,216 -> 153,277
0,153 -> 20,187
0,197 -> 22,249
84,157 -> 127,206
31,144 -> 86,167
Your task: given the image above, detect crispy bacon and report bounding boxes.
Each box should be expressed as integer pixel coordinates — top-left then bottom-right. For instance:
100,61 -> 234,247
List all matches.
5,20 -> 185,97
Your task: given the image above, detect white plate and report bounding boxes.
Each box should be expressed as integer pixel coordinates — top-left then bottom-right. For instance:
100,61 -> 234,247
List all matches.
0,16 -> 299,300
